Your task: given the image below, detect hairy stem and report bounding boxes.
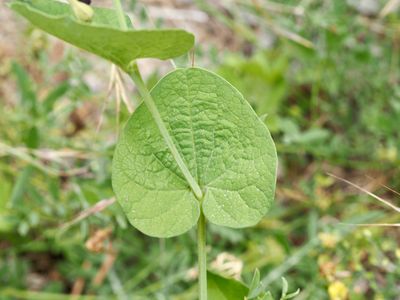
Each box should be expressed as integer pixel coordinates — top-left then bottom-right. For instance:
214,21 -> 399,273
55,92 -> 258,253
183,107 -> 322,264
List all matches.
197,211 -> 207,300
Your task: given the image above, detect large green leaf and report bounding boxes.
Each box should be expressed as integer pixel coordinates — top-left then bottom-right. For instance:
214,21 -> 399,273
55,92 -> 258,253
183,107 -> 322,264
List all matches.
112,68 -> 277,237
10,0 -> 194,70
207,271 -> 249,300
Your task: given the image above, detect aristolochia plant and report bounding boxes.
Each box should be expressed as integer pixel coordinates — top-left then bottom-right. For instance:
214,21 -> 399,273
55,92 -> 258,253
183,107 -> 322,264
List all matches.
10,0 -> 277,299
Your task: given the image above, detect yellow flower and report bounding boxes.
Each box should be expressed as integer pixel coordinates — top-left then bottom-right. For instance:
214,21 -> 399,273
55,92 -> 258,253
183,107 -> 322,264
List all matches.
328,281 -> 348,300
318,232 -> 339,248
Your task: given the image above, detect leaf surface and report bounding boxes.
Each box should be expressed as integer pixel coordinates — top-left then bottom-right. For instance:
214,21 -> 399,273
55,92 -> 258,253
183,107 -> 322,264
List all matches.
10,0 -> 194,70
112,68 -> 277,237
207,271 -> 249,300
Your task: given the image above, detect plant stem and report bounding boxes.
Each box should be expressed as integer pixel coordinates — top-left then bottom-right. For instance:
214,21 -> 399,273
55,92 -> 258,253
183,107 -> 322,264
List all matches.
113,4 -> 207,298
197,210 -> 207,300
113,0 -> 202,200
129,66 -> 203,200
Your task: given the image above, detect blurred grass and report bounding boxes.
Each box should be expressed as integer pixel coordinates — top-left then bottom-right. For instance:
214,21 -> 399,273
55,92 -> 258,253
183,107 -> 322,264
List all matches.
0,0 -> 399,299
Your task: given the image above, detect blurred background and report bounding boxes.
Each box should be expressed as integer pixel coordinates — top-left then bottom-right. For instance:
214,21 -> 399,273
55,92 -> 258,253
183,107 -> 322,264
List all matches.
1,0 -> 400,299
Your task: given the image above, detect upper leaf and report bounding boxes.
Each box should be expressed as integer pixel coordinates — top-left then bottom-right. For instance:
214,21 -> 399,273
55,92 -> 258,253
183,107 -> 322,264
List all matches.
112,68 -> 277,237
9,0 -> 194,70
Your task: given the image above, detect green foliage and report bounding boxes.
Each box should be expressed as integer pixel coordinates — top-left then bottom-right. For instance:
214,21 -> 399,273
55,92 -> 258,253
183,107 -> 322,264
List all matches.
112,67 -> 277,237
217,52 -> 288,132
10,4 -> 277,300
247,270 -> 300,300
10,0 -> 194,71
207,272 -> 248,300
2,0 -> 400,299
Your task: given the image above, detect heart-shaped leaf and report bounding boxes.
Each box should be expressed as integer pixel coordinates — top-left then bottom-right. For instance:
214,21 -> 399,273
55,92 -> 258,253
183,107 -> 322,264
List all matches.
10,0 -> 194,71
112,68 -> 277,237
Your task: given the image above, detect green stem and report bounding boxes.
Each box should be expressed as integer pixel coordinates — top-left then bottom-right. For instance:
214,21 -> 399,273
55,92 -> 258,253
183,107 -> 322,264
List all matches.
113,4 -> 206,298
129,66 -> 203,200
113,0 -> 202,199
197,211 -> 207,300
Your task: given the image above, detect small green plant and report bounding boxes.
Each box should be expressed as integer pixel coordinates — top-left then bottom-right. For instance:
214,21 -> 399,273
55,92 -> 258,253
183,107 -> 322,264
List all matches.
10,0 -> 277,298
247,270 -> 300,300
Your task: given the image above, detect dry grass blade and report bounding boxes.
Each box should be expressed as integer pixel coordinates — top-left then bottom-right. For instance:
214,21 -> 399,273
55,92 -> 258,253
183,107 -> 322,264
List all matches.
115,67 -> 133,113
0,142 -> 58,176
60,198 -> 116,231
382,184 -> 400,197
32,148 -> 92,161
249,0 -> 304,16
365,174 -> 400,197
96,64 -> 116,133
271,24 -> 314,49
71,261 -> 91,296
92,243 -> 117,286
327,172 -> 400,213
329,173 -> 400,228
0,142 -> 88,177
379,0 -> 400,18
339,222 -> 400,227
97,64 -> 134,134
250,0 -> 314,49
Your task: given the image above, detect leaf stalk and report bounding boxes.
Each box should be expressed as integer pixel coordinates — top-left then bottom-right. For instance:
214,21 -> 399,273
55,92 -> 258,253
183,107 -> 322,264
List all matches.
128,65 -> 203,200
197,210 -> 207,300
113,0 -> 203,200
113,2 -> 206,298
